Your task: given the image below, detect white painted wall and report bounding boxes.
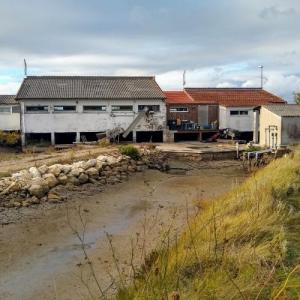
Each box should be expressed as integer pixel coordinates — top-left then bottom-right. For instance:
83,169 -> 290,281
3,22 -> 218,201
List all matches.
20,99 -> 166,134
219,106 -> 254,132
0,105 -> 20,131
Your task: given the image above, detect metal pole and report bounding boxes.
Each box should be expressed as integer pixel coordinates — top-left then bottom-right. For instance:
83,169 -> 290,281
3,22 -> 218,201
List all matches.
258,65 -> 264,89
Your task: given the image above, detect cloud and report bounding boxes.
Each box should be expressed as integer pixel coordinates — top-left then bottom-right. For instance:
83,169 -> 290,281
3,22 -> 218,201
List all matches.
260,5 -> 296,19
0,0 -> 299,101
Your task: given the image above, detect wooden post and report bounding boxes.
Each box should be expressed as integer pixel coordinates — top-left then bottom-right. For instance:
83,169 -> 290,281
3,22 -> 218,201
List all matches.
172,291 -> 180,300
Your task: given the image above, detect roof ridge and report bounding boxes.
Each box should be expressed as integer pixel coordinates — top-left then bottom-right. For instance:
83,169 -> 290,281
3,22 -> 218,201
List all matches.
25,75 -> 155,79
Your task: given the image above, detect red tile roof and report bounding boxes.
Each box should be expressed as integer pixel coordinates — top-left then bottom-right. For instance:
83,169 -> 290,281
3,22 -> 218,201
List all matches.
164,91 -> 194,104
184,88 -> 285,107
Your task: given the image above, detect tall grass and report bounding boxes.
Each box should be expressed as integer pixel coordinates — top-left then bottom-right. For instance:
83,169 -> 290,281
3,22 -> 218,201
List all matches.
116,151 -> 300,299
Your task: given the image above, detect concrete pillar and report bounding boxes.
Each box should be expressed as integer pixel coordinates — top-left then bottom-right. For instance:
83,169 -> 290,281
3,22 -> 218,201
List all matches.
76,132 -> 80,143
253,110 -> 259,144
21,132 -> 26,148
132,131 -> 137,143
51,132 -> 55,145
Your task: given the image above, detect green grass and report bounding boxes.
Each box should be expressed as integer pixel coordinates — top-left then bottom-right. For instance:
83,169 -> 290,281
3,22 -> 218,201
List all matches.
115,151 -> 300,299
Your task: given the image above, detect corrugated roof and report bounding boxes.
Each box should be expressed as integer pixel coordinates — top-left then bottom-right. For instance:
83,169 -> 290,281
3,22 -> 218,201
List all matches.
164,91 -> 195,104
184,88 -> 285,106
16,76 -> 166,100
0,95 -> 17,105
263,104 -> 300,117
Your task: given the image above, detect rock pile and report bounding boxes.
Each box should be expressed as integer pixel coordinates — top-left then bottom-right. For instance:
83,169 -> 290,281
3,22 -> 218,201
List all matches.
0,153 -> 151,208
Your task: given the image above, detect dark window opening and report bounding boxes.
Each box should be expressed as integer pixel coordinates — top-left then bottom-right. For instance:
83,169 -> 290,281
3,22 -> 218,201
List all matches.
239,110 -> 248,115
54,105 -> 76,112
136,131 -> 163,143
25,133 -> 51,146
83,106 -> 106,112
114,132 -> 133,143
138,105 -> 160,112
55,132 -> 76,144
80,132 -> 100,142
26,106 -> 48,112
230,110 -> 239,115
112,105 -> 133,112
174,132 -> 198,142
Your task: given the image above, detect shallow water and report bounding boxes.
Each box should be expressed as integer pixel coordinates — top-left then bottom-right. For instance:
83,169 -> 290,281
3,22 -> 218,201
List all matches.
0,164 -> 246,300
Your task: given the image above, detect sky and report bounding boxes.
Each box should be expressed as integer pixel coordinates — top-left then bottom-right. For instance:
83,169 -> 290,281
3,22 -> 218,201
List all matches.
0,0 -> 299,101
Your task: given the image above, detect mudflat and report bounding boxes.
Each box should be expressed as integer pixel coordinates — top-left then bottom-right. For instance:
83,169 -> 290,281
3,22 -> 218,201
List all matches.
0,160 -> 247,300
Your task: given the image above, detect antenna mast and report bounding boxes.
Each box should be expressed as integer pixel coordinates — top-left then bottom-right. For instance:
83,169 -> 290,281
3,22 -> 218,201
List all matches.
24,59 -> 27,77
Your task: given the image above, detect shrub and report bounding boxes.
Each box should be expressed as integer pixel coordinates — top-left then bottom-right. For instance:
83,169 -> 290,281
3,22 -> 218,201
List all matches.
0,131 -> 21,146
119,145 -> 140,160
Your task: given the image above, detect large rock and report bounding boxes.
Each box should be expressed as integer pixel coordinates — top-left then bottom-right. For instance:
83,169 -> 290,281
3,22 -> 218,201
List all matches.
57,174 -> 68,185
38,165 -> 49,175
43,173 -> 58,188
48,164 -> 62,177
83,159 -> 97,170
29,167 -> 41,178
67,176 -> 80,186
28,183 -> 48,198
85,167 -> 98,178
70,167 -> 84,177
78,173 -> 89,184
61,164 -> 72,174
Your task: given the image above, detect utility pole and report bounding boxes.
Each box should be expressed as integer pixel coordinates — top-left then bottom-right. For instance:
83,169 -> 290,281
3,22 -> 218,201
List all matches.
258,65 -> 264,89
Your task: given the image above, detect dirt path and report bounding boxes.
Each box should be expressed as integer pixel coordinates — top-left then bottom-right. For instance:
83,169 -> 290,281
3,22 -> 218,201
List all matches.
0,161 -> 247,300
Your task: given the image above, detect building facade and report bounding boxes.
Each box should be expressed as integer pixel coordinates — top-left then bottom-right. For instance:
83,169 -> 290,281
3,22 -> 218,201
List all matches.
16,76 -> 166,146
0,95 -> 20,131
260,105 -> 300,147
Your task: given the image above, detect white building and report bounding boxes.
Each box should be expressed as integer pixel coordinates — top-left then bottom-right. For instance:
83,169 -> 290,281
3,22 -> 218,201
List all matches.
0,95 -> 20,131
259,104 -> 300,148
16,76 -> 166,146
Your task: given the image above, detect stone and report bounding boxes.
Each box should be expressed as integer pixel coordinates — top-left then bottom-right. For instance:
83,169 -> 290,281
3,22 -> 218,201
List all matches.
84,159 -> 97,170
0,182 -> 21,195
67,176 -> 80,186
61,165 -> 72,174
57,174 -> 68,185
38,165 -> 49,175
22,200 -> 31,207
48,192 -> 62,203
29,167 -> 41,178
28,182 -> 48,198
48,164 -> 63,177
78,173 -> 89,184
85,167 -> 98,178
30,196 -> 41,204
43,173 -> 58,188
13,201 -> 22,208
70,167 -> 84,177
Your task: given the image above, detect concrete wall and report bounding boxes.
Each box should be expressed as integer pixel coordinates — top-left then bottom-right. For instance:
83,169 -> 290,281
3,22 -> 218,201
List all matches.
20,99 -> 166,144
219,106 -> 254,132
0,105 -> 20,131
281,117 -> 300,145
259,107 -> 281,147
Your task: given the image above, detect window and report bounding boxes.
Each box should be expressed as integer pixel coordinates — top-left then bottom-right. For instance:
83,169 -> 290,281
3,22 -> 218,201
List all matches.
54,105 -> 76,112
138,105 -> 160,112
170,107 -> 189,112
12,106 -> 20,113
83,105 -> 106,112
230,110 -> 239,115
111,105 -> 133,112
230,110 -> 249,116
239,110 -> 248,115
0,106 -> 11,113
26,106 -> 48,112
